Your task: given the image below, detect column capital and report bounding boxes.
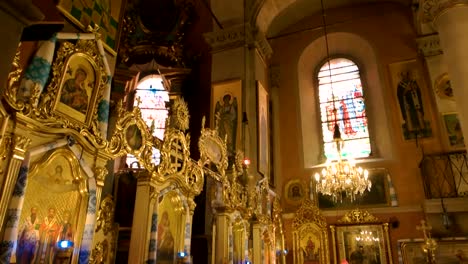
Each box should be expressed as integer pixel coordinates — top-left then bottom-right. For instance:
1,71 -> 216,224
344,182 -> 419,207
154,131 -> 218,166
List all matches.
416,34 -> 443,57
203,23 -> 272,60
420,0 -> 468,24
94,166 -> 108,187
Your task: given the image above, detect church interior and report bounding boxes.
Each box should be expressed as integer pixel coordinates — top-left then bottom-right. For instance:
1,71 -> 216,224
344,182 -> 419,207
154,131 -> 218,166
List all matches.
1,0 -> 468,263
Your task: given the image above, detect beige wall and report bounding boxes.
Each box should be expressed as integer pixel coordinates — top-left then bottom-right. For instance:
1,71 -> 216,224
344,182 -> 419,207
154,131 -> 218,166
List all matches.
269,2 -> 448,261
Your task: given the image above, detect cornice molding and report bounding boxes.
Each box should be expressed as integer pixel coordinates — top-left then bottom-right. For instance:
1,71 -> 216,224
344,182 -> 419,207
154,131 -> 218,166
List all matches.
420,0 -> 468,24
416,34 -> 443,57
204,23 -> 272,60
282,205 -> 422,220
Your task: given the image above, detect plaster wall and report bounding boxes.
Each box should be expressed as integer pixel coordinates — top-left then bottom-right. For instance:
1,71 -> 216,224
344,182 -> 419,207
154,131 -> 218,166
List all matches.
270,2 -> 444,212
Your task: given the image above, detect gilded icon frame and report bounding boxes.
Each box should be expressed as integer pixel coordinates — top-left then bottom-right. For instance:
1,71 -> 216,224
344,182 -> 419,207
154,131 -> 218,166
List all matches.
54,52 -> 100,127
331,209 -> 393,264
399,238 -> 468,264
284,179 -> 306,205
292,199 -> 330,264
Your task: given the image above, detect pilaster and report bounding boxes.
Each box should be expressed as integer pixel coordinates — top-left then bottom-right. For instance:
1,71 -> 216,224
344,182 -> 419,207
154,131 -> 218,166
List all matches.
252,222 -> 262,264
128,172 -> 155,263
0,134 -> 31,231
429,1 -> 468,149
94,166 -> 108,211
213,212 -> 231,264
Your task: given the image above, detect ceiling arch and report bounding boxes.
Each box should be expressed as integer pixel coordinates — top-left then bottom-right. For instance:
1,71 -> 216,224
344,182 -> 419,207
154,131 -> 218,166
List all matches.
255,0 -> 412,38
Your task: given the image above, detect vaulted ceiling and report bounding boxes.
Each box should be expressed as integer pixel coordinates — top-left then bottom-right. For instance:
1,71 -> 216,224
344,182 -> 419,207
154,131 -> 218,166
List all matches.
256,0 -> 414,37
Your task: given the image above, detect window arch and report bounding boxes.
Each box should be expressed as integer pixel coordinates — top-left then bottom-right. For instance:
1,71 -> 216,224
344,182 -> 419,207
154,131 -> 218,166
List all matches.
317,57 -> 371,160
126,74 -> 169,168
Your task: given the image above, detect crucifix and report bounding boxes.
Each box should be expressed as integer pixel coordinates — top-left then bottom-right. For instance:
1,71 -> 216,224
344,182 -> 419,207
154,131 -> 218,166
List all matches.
417,220 -> 437,263
416,220 -> 432,240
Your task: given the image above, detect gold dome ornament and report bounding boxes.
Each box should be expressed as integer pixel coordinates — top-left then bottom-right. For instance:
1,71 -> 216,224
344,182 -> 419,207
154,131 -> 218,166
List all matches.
170,98 -> 190,131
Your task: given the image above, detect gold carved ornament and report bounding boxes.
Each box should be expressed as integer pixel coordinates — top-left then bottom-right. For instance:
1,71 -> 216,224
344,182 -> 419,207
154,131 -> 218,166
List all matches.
337,208 -> 381,224
108,98 -> 205,197
95,196 -> 115,236
292,199 -> 327,229
89,239 -> 109,264
5,39 -> 109,149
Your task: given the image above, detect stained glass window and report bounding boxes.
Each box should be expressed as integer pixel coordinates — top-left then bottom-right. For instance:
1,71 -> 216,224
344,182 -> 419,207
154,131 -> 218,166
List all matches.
126,75 -> 169,168
318,58 -> 371,160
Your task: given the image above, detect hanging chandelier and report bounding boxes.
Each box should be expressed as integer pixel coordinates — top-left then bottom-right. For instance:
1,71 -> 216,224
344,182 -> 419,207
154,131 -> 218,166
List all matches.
313,0 -> 371,203
314,124 -> 371,202
355,230 -> 379,243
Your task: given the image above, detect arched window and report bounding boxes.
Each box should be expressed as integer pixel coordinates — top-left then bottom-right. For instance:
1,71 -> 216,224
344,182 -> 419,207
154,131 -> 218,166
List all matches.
126,74 -> 169,167
318,58 -> 370,160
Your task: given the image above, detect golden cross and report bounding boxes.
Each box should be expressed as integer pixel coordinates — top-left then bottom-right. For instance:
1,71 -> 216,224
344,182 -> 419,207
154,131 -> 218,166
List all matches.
416,220 -> 432,240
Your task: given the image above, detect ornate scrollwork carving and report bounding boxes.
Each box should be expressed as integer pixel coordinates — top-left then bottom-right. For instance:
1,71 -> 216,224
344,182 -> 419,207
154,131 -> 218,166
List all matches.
292,199 -> 327,229
5,44 -> 25,111
170,98 -> 190,131
4,37 -> 110,149
198,116 -> 228,178
337,208 -> 380,224
94,166 -> 108,184
13,135 -> 32,153
89,239 -> 109,264
95,196 -> 115,236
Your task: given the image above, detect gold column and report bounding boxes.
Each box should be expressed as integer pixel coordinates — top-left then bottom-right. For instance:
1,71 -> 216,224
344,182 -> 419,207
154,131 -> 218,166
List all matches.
252,222 -> 262,264
128,172 -> 154,263
93,166 -> 108,210
0,134 -> 30,231
213,211 -> 230,264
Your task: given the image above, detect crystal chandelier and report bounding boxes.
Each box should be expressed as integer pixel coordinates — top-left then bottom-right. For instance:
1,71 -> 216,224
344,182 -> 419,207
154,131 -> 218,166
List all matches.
314,124 -> 371,202
314,0 -> 371,203
355,230 -> 379,242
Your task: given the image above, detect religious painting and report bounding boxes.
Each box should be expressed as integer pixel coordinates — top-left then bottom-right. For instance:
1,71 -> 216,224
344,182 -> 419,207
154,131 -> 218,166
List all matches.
125,124 -> 143,151
284,179 -> 306,205
434,73 -> 454,101
318,168 -> 391,209
156,191 -> 186,263
257,81 -> 270,177
56,0 -> 122,55
442,112 -> 465,150
55,52 -> 99,126
400,238 -> 468,264
335,224 -> 389,264
13,149 -> 89,264
292,199 -> 330,264
211,79 -> 242,162
389,59 -> 433,140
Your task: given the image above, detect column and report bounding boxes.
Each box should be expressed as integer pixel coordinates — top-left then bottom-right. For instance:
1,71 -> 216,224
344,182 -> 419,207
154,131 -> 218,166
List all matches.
147,192 -> 159,264
128,172 -> 154,262
426,0 -> 468,147
93,166 -> 108,210
213,211 -> 230,264
0,134 -> 30,232
204,22 -> 272,181
252,222 -> 262,264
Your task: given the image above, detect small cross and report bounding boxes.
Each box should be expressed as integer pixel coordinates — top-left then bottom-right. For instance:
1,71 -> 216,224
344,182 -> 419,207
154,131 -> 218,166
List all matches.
135,96 -> 142,107
417,220 -> 432,240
